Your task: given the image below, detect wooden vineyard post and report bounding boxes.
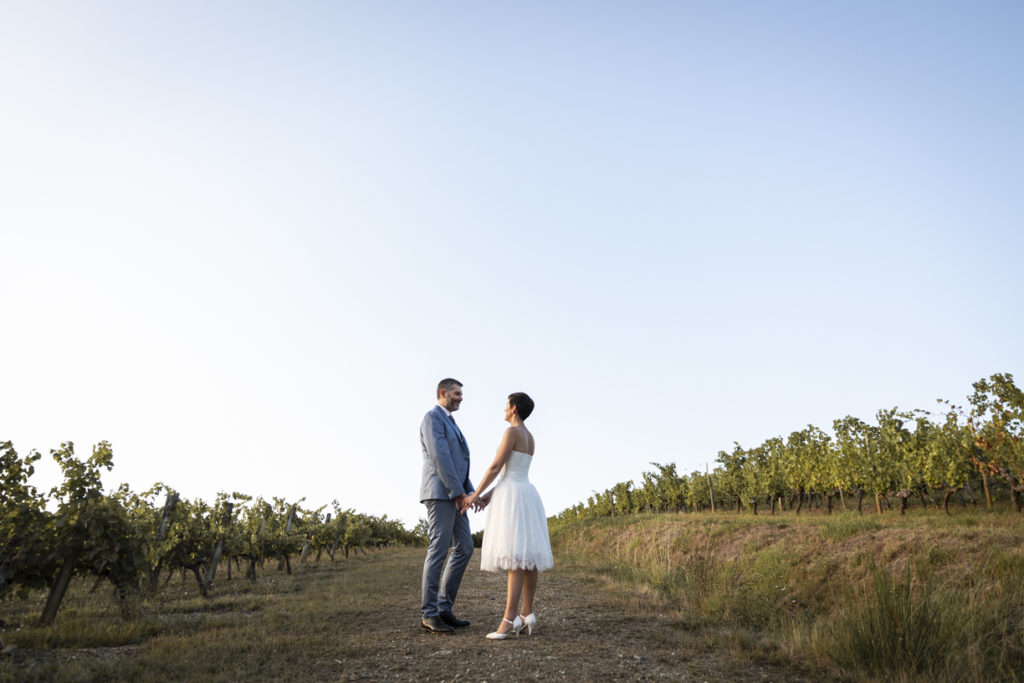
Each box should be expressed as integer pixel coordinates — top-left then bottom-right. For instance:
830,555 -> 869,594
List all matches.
41,553 -> 76,625
706,463 -> 715,514
301,510 -> 323,565
149,493 -> 179,591
982,471 -> 993,508
205,501 -> 234,590
315,513 -> 331,562
277,505 -> 297,574
246,518 -> 267,582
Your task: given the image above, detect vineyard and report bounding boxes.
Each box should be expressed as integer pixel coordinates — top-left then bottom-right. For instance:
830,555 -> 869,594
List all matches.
0,441 -> 422,629
555,373 -> 1024,523
2,374 -> 1022,679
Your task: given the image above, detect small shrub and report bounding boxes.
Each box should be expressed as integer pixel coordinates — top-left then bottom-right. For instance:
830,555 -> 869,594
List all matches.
721,549 -> 793,627
989,550 -> 1024,583
926,545 -> 954,565
828,563 -> 960,677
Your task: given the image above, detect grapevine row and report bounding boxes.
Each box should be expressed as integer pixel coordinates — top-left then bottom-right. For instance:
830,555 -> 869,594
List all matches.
555,373 -> 1023,523
0,443 -> 421,624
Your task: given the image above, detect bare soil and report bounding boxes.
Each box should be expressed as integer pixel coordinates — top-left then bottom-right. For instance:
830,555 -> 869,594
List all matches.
328,548 -> 818,681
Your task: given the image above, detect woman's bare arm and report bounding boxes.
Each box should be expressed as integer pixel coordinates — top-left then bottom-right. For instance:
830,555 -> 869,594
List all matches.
463,427 -> 518,509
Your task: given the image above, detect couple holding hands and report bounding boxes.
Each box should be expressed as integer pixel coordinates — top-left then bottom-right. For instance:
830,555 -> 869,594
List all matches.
419,378 -> 553,640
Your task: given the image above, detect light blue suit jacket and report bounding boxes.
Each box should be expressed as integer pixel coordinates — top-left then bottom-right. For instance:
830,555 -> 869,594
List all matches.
420,405 -> 474,502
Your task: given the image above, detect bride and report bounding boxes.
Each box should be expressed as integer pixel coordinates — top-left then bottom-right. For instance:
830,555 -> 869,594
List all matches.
463,392 -> 553,639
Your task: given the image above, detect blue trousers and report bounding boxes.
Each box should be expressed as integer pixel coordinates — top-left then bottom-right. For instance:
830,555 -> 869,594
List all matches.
421,499 -> 474,618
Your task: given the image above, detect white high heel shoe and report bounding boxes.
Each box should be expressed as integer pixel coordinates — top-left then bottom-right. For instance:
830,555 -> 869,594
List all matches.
485,616 -> 523,640
519,612 -> 537,635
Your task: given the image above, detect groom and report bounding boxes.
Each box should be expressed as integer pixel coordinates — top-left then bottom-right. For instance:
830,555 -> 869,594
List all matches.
419,378 -> 475,633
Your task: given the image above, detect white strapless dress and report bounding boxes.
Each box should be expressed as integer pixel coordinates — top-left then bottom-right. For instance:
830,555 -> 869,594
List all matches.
480,450 -> 554,572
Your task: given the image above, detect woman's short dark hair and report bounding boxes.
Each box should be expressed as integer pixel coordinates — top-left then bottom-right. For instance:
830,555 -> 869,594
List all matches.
508,392 -> 534,420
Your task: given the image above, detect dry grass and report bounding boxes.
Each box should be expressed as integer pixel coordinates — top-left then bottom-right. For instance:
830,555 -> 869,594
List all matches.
0,551 -> 410,681
1,546 -> 818,682
550,508 -> 1024,681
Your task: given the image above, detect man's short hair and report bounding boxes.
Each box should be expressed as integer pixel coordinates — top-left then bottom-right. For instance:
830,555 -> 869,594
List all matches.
508,392 -> 534,420
437,378 -> 463,398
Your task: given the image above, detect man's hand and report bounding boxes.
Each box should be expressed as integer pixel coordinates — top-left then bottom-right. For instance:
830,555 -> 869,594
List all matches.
455,493 -> 470,514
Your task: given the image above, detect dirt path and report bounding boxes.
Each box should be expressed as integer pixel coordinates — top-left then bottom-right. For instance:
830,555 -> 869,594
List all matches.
335,548 -> 819,681
2,547 -> 827,681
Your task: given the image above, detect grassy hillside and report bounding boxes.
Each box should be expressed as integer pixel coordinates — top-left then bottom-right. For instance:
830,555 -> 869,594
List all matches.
551,508 -> 1024,680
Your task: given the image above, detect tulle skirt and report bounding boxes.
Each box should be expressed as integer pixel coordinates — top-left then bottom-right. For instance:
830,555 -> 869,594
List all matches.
480,477 -> 554,572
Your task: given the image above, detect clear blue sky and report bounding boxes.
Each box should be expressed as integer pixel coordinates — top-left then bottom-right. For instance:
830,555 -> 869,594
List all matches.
2,2 -> 1021,527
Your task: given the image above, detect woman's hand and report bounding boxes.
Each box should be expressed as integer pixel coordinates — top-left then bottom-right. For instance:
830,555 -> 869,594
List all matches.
460,492 -> 478,513
472,491 -> 492,512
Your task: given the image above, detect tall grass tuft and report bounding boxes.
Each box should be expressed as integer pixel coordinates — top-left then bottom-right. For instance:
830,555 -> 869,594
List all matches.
828,562 -> 961,678
819,515 -> 881,542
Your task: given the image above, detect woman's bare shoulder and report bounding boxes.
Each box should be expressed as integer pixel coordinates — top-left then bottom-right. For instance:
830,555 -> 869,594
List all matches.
512,425 -> 534,454
504,425 -> 526,440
